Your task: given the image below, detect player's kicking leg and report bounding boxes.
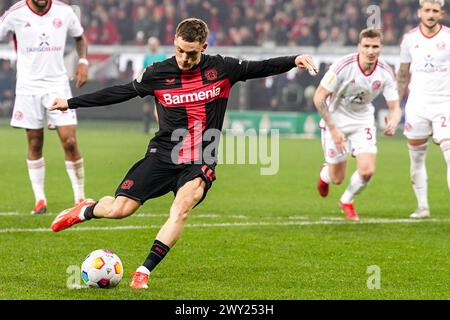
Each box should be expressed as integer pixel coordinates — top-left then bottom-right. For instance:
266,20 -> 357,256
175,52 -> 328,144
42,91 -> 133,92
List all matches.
51,196 -> 140,232
130,178 -> 206,289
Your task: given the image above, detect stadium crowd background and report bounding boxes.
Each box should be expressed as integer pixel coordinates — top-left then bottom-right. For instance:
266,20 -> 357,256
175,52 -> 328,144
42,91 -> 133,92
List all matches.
1,0 -> 447,117
2,0 -> 445,46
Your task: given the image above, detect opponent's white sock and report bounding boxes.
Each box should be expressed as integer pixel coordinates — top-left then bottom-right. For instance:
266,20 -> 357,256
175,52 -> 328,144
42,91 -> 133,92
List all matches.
27,157 -> 46,204
340,171 -> 369,203
65,158 -> 85,204
320,165 -> 331,184
440,141 -> 450,191
408,143 -> 429,209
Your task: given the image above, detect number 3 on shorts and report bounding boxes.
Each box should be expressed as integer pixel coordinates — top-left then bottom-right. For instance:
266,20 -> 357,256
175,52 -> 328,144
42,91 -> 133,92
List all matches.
365,128 -> 373,140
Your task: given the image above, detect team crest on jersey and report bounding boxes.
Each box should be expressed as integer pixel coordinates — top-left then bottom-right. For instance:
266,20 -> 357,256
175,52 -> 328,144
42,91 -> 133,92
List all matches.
14,111 -> 23,121
328,149 -> 337,158
404,122 -> 412,132
372,80 -> 381,90
205,68 -> 218,81
436,42 -> 446,50
121,180 -> 134,190
53,18 -> 62,29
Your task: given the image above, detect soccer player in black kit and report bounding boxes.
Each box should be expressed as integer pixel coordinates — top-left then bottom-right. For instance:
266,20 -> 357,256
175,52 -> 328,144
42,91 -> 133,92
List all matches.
50,18 -> 318,289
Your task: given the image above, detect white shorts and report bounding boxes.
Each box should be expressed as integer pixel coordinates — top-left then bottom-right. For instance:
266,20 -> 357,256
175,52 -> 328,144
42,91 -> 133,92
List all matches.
10,88 -> 77,130
404,98 -> 450,143
321,125 -> 377,164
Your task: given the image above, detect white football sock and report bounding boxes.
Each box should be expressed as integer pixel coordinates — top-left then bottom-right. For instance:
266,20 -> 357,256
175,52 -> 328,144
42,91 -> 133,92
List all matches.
320,165 -> 331,184
65,158 -> 85,204
340,171 -> 369,203
136,265 -> 150,275
27,157 -> 46,204
408,143 -> 429,209
440,141 -> 450,191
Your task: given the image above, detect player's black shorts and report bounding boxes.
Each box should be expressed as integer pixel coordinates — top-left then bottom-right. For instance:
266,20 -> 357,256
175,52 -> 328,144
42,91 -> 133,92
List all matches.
115,153 -> 216,205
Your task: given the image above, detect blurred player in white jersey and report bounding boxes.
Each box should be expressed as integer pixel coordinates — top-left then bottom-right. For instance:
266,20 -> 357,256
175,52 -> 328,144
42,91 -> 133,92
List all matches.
314,28 -> 402,221
0,0 -> 89,214
397,0 -> 450,219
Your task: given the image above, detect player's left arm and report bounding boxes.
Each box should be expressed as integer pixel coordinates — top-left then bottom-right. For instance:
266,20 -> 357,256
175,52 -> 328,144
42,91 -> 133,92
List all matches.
224,55 -> 317,83
73,35 -> 89,88
384,100 -> 402,136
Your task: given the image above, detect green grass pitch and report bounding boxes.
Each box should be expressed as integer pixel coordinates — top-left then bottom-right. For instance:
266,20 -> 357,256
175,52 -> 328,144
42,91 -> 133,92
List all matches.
0,120 -> 448,300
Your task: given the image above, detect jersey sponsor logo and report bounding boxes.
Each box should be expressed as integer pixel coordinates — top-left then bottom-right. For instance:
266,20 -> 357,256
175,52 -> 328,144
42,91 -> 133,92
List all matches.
39,33 -> 50,47
162,87 -> 221,106
205,68 -> 218,81
120,180 -> 134,190
53,18 -> 62,29
25,33 -> 63,53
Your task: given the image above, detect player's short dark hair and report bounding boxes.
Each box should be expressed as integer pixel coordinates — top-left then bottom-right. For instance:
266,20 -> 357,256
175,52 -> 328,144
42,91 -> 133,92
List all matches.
175,18 -> 209,44
359,28 -> 383,44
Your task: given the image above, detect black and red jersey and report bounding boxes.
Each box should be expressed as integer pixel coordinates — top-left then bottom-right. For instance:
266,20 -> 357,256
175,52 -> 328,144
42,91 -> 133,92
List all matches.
68,54 -> 297,164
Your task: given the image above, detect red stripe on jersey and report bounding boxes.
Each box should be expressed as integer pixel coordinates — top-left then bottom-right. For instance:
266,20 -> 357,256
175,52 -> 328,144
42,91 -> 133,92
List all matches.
54,0 -> 69,6
334,55 -> 357,74
154,67 -> 231,163
378,62 -> 395,80
1,3 -> 26,22
406,26 -> 419,35
335,58 -> 357,75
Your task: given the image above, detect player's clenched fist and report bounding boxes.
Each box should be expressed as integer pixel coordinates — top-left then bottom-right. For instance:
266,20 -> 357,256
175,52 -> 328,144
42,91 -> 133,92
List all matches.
50,98 -> 69,111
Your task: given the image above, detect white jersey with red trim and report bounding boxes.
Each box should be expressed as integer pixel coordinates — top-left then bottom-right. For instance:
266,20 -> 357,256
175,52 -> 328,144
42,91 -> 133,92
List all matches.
400,25 -> 450,98
319,53 -> 398,127
0,0 -> 83,95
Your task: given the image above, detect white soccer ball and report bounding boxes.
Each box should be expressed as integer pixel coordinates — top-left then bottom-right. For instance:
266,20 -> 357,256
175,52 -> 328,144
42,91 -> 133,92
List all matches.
81,249 -> 124,288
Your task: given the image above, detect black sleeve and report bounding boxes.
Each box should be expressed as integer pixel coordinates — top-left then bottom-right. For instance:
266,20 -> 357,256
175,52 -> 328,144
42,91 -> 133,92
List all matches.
68,82 -> 139,109
223,56 -> 297,84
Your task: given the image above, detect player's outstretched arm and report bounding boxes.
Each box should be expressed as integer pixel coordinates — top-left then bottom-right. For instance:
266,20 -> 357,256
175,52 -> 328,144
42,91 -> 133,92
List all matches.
233,55 -> 318,81
384,100 -> 402,136
313,85 -> 346,154
51,82 -> 140,110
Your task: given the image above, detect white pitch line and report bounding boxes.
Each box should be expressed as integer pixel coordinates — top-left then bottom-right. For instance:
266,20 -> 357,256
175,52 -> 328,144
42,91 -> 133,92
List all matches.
0,212 -> 23,216
0,217 -> 449,234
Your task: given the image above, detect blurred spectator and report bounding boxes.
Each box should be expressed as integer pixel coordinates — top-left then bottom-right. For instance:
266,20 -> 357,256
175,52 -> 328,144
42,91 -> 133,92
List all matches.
0,58 -> 15,116
4,0 -> 444,47
141,37 -> 166,134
